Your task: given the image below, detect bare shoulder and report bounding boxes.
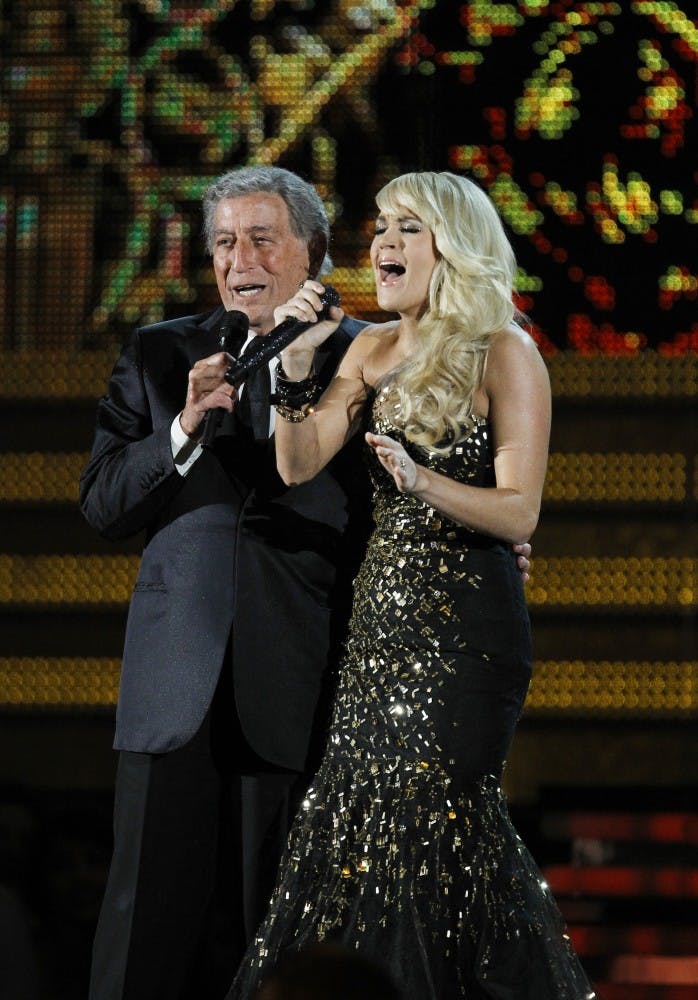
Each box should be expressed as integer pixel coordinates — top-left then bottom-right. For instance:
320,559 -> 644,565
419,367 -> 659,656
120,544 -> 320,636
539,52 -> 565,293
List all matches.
486,323 -> 550,383
356,319 -> 399,343
336,320 -> 397,380
341,320 -> 399,364
489,323 -> 544,360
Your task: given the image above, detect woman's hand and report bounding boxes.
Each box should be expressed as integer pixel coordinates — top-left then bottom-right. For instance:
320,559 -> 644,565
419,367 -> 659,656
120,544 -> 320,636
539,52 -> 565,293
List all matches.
365,432 -> 425,493
275,279 -> 344,380
367,430 -> 535,581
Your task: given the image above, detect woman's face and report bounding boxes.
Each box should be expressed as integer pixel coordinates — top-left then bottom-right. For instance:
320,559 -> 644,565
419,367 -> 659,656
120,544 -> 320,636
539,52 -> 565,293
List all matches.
370,205 -> 438,321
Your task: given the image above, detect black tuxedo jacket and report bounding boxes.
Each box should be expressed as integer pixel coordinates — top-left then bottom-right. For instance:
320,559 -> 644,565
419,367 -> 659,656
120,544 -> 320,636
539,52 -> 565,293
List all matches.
79,306 -> 369,770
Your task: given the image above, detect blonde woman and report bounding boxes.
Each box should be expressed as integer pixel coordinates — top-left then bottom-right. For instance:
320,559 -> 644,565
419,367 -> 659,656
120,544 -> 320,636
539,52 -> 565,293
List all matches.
229,173 -> 594,999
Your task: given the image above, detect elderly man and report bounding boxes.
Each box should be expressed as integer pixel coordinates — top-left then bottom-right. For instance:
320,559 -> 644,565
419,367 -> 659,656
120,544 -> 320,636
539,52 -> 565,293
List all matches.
81,165 -> 531,1000
81,166 -> 370,1000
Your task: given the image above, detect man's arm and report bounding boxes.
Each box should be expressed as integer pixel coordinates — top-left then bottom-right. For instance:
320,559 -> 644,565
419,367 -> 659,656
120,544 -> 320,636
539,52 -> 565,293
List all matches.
79,329 -> 185,540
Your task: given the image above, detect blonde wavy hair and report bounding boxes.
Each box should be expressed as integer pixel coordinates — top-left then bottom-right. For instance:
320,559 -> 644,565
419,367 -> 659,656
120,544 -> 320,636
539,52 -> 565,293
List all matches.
375,171 -> 517,452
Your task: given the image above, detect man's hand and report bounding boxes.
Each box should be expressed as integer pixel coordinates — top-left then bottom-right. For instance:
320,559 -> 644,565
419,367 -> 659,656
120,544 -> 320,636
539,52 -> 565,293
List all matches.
276,279 -> 344,380
514,542 -> 532,583
180,351 -> 238,439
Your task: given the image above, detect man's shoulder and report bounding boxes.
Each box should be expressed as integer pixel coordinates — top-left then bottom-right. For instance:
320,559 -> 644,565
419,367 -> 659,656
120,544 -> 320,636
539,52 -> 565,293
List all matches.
338,314 -> 369,339
320,314 -> 369,358
136,308 -> 221,340
130,309 -> 224,372
134,309 -> 365,342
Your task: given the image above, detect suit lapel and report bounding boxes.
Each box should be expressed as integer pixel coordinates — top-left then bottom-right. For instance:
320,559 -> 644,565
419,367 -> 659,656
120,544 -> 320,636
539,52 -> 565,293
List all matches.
185,305 -> 228,369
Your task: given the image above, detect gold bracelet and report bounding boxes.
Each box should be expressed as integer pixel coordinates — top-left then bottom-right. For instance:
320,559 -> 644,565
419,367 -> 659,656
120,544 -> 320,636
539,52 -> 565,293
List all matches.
274,403 -> 314,423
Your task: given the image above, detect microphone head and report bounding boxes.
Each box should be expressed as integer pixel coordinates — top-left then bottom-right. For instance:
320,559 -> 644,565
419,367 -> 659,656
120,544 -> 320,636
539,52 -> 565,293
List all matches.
222,310 -> 249,333
219,309 -> 249,351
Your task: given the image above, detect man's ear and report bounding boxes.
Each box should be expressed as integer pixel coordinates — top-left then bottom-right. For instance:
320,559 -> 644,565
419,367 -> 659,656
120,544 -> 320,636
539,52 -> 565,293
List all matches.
307,234 -> 327,279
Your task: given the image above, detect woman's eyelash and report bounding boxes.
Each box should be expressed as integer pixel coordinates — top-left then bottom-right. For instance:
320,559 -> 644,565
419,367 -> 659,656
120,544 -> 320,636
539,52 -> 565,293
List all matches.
373,225 -> 421,234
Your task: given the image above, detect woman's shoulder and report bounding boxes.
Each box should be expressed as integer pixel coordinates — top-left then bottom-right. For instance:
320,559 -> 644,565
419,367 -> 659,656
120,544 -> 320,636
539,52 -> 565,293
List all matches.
488,323 -> 547,367
355,319 -> 400,340
335,320 -> 399,381
342,319 -> 399,361
490,321 -> 536,350
484,323 -> 550,392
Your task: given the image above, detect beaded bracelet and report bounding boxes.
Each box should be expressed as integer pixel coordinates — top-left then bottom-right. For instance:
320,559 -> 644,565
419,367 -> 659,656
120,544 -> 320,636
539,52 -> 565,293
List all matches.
272,362 -> 319,410
274,402 -> 314,423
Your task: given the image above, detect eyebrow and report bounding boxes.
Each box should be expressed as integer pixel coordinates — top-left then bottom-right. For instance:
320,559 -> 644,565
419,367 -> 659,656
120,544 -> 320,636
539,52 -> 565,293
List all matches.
214,224 -> 278,237
375,214 -> 422,224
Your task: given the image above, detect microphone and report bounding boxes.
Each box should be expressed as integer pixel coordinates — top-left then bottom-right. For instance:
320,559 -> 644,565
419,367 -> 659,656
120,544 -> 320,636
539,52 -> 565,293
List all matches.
223,285 -> 341,388
201,309 -> 250,448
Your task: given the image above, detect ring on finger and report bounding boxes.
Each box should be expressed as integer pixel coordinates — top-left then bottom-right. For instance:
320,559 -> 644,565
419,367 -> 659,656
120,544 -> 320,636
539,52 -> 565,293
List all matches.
399,457 -> 406,469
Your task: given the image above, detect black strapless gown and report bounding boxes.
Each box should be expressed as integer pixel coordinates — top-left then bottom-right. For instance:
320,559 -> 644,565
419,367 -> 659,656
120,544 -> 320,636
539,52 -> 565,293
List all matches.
229,387 -> 595,999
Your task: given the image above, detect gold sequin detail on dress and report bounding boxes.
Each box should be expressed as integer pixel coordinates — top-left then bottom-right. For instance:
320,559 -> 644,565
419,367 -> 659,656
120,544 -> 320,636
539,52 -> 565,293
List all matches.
229,385 -> 595,999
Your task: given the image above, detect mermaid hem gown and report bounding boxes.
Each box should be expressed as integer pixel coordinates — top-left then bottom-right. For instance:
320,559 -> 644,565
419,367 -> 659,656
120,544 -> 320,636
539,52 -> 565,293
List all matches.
229,386 -> 595,999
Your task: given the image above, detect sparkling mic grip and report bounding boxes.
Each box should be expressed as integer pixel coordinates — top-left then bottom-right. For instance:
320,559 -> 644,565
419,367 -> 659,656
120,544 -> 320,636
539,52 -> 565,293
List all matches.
224,285 -> 341,388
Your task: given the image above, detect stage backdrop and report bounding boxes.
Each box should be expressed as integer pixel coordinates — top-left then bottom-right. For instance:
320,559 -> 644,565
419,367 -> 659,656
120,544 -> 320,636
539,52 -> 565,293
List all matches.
1,10 -> 696,998
0,2 -> 695,725
1,0 -> 696,353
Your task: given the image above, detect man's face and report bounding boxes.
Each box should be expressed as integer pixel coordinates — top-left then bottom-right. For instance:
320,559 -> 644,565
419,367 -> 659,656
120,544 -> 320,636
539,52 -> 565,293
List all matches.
212,192 -> 311,335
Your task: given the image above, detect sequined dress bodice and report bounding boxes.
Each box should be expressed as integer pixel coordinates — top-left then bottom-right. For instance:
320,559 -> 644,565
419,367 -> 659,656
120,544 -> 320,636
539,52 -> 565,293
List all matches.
328,385 -> 531,780
229,387 -> 595,1000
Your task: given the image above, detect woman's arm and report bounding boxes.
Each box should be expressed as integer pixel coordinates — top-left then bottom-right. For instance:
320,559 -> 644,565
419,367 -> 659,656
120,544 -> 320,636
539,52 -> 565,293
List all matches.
274,281 -> 385,485
275,332 -> 375,485
367,326 -> 551,544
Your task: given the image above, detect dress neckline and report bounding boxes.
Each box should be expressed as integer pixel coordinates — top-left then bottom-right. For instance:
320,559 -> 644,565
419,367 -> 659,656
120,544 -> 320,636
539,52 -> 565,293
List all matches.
368,377 -> 488,429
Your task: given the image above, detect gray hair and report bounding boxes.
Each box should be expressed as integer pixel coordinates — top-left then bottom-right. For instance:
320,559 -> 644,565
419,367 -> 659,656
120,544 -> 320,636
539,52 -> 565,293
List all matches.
202,166 -> 332,276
